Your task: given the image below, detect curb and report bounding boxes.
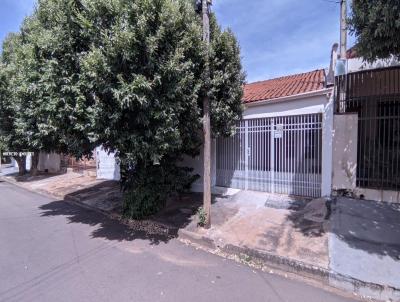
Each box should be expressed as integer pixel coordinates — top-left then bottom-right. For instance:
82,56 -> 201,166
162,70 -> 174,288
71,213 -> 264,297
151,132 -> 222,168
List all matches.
178,228 -> 217,250
178,228 -> 400,302
222,244 -> 330,281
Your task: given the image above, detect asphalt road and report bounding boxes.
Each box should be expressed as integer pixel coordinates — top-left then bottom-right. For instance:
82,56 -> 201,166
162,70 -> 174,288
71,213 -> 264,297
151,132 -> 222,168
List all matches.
0,181 -> 358,302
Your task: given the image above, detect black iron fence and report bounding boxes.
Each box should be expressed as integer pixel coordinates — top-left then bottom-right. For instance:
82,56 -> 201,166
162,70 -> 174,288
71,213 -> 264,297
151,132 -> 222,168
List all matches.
335,66 -> 400,191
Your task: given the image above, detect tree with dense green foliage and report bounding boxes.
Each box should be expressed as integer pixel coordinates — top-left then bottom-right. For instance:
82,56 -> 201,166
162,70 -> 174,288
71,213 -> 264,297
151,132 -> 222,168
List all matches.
79,0 -> 244,218
0,33 -> 32,175
348,0 -> 400,61
1,0 -> 100,175
23,0 -> 97,159
0,17 -> 69,175
0,0 -> 244,218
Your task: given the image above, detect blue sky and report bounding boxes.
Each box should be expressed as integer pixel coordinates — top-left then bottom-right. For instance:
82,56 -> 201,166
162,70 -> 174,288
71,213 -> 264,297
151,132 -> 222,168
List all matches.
0,0 -> 36,43
0,0 -> 354,83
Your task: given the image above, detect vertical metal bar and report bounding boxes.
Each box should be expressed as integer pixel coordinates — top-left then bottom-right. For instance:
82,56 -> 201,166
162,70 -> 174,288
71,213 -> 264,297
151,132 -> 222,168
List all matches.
389,97 -> 393,190
310,114 -> 314,197
276,117 -> 279,194
271,118 -> 275,193
264,119 -> 267,192
289,116 -> 295,194
315,114 -> 318,197
280,116 -> 283,194
294,115 -> 298,195
304,115 -> 307,196
382,99 -> 386,189
267,118 -> 270,192
244,120 -> 249,190
300,115 -> 304,197
263,119 -> 266,192
320,113 -> 323,196
292,116 -> 296,195
291,116 -> 294,195
283,116 -> 286,194
301,114 -> 304,196
299,115 -> 302,196
259,119 -> 262,191
250,120 -> 253,191
305,115 -> 309,197
223,135 -> 226,185
396,96 -> 399,191
317,113 -> 320,196
311,114 -> 314,197
363,100 -> 367,188
255,120 -> 258,191
257,119 -> 260,191
279,116 -> 282,194
277,116 -> 281,194
309,114 -> 312,197
386,99 -> 390,190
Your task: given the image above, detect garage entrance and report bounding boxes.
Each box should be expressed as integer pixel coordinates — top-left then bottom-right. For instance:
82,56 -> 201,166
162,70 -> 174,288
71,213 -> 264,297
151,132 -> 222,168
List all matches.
216,114 -> 322,197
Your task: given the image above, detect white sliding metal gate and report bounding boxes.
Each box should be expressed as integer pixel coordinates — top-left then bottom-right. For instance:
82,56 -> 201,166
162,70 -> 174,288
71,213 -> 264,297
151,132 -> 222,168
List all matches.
216,114 -> 322,197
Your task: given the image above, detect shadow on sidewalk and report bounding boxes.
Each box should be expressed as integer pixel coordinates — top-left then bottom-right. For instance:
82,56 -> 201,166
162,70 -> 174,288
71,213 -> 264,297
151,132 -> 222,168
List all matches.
37,190 -> 209,246
286,198 -> 330,238
38,199 -> 176,245
329,198 -> 400,260
286,196 -> 400,260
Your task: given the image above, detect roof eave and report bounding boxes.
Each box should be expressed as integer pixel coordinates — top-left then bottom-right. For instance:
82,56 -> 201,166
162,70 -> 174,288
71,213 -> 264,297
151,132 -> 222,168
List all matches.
244,88 -> 333,107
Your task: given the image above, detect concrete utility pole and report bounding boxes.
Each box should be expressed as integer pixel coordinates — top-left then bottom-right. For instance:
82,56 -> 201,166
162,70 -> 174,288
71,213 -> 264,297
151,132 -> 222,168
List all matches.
340,0 -> 347,59
202,0 -> 212,228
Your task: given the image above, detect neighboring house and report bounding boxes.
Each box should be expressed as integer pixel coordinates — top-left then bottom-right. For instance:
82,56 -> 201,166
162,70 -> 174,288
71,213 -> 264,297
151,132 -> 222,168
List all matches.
332,52 -> 400,202
182,69 -> 334,198
11,152 -> 60,173
96,147 -> 120,181
346,46 -> 400,73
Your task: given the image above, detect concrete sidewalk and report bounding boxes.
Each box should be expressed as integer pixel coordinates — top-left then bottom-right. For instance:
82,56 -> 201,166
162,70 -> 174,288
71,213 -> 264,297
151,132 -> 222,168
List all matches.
176,191 -> 329,269
0,170 -> 122,213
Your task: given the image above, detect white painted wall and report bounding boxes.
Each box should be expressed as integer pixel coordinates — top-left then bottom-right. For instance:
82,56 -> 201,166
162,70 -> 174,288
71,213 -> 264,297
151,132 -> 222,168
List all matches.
183,91 -> 334,196
243,94 -> 330,119
321,95 -> 334,197
96,147 -> 120,181
38,152 -> 61,173
179,139 -> 217,193
26,154 -> 31,171
13,154 -> 32,171
332,114 -> 358,191
347,56 -> 399,73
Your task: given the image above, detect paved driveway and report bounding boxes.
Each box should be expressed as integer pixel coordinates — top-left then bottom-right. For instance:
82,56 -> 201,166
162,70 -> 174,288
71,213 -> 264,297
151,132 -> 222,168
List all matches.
0,181 -> 357,302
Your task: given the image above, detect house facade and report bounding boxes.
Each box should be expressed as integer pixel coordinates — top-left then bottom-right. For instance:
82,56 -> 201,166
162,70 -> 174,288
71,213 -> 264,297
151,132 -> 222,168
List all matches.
182,70 -> 334,198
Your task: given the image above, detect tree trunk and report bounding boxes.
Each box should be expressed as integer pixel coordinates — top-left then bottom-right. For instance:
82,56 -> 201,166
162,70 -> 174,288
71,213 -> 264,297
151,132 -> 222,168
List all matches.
30,152 -> 40,176
13,156 -> 27,176
202,0 -> 212,228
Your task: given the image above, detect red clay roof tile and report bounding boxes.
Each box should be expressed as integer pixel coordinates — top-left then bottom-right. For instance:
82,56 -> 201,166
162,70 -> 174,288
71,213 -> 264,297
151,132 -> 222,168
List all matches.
243,69 -> 326,104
